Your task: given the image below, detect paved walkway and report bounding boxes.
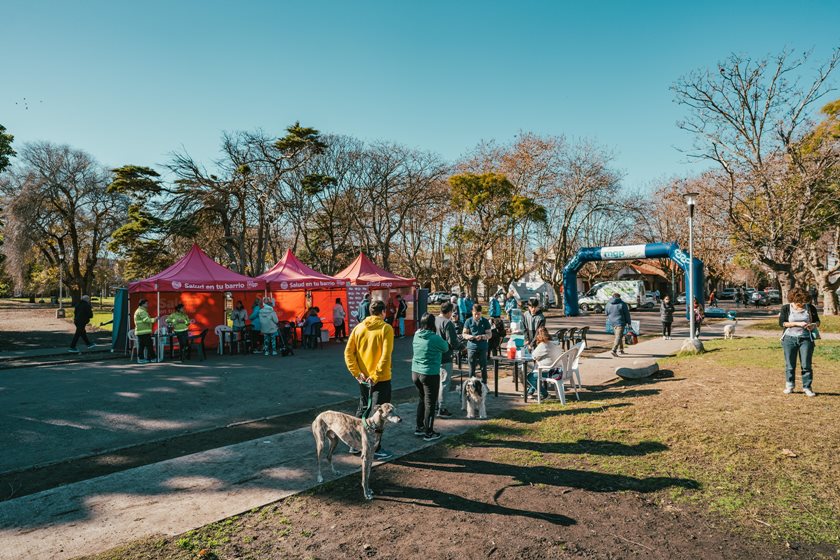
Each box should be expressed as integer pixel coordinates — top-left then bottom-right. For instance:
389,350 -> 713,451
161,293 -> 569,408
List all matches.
0,321 -> 732,559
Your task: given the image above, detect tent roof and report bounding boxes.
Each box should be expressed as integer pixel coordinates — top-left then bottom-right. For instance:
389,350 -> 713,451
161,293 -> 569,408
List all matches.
128,244 -> 265,293
333,253 -> 416,288
258,249 -> 348,290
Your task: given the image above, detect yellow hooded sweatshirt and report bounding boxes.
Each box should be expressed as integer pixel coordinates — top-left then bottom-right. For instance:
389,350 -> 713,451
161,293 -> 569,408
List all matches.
344,316 -> 394,384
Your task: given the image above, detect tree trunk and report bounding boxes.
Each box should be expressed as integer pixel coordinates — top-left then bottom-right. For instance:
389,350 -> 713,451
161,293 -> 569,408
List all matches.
821,289 -> 839,316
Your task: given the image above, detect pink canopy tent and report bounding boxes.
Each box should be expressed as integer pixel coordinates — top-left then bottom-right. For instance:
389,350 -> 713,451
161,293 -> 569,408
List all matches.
258,249 -> 349,337
128,244 -> 265,348
334,253 -> 418,335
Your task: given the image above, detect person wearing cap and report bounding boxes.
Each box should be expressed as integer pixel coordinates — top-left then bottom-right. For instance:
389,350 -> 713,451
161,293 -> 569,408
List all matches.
166,303 -> 192,360
522,297 -> 546,351
69,295 -> 95,353
133,299 -> 156,363
605,292 -> 631,356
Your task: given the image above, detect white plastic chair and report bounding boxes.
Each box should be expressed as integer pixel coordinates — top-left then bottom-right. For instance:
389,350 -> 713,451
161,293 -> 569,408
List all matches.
533,346 -> 566,404
215,325 -> 233,355
543,341 -> 585,404
128,328 -> 157,363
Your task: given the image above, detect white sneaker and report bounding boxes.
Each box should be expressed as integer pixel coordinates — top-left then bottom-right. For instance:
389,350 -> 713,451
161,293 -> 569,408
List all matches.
783,385 -> 794,394
803,388 -> 816,397
272,351 -> 278,356
264,351 -> 269,356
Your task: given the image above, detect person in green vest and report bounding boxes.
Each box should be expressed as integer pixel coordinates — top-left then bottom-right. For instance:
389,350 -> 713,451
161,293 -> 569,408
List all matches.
166,303 -> 192,361
134,299 -> 156,363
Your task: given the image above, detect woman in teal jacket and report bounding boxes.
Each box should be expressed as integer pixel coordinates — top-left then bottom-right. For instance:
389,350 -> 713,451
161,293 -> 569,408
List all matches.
412,312 -> 449,441
249,298 -> 263,353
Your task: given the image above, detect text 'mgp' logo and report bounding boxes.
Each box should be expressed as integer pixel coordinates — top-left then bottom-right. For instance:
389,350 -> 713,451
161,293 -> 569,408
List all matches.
602,250 -> 625,259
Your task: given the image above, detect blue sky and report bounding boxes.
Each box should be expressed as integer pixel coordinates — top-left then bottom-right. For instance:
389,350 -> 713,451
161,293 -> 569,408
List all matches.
2,0 -> 838,190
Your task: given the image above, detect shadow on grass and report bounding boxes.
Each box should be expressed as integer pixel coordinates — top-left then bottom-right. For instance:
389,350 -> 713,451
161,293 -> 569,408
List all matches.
498,402 -> 632,424
468,438 -> 668,456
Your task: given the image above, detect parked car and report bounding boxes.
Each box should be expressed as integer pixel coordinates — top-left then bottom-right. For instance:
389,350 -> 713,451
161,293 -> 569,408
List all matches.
766,289 -> 781,304
719,288 -> 736,301
427,291 -> 452,305
642,292 -> 659,308
705,307 -> 738,319
676,292 -> 686,305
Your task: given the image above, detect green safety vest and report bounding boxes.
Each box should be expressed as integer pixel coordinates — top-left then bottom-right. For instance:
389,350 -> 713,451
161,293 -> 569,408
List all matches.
166,311 -> 190,333
134,307 -> 155,335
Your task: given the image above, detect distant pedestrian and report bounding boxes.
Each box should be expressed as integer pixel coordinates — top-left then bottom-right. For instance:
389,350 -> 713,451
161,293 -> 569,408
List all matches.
605,292 -> 631,356
779,288 -> 820,397
808,286 -> 818,307
357,293 -> 371,323
504,291 -> 518,320
249,297 -> 263,353
489,294 -> 502,319
69,295 -> 95,353
333,298 -> 347,342
709,290 -> 717,307
259,298 -> 280,355
412,313 -> 449,441
693,299 -> 705,337
396,294 -> 408,338
462,304 -> 492,383
522,297 -> 546,351
457,293 -> 469,321
735,288 -> 743,308
660,295 -> 675,340
344,299 -> 395,460
133,299 -> 156,363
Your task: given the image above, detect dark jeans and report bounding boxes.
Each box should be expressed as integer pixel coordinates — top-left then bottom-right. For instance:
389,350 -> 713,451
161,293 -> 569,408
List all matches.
175,331 -> 190,360
662,322 -> 672,337
412,372 -> 440,435
356,379 -> 392,452
70,325 -> 91,349
467,346 -> 488,383
335,320 -> 346,340
782,335 -> 814,389
138,333 -> 154,361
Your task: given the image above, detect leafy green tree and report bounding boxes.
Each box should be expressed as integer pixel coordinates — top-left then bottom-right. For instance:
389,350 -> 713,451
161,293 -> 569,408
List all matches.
107,165 -> 173,280
448,172 -> 545,298
0,124 -> 14,174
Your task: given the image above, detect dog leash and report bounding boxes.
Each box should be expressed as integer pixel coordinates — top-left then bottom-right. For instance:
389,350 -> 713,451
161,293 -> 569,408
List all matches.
360,378 -> 375,430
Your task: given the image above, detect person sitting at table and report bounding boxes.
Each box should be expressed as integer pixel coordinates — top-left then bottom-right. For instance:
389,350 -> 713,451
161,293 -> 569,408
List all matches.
166,303 -> 192,361
250,298 -> 263,354
526,326 -> 562,399
259,298 -> 280,355
303,307 -> 323,348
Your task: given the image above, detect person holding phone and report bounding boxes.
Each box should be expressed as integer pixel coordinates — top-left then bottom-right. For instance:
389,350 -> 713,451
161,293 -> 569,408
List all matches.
778,288 -> 820,397
462,304 -> 492,384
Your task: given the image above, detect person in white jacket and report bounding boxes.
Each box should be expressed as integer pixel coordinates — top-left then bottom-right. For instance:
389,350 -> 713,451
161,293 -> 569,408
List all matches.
333,298 -> 347,342
259,298 -> 280,355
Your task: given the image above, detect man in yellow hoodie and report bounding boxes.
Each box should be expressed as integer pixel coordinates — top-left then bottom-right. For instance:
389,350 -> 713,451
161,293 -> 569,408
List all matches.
344,299 -> 395,460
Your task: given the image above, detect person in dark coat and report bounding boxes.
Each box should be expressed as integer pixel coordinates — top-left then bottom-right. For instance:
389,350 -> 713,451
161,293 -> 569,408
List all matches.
660,295 -> 675,340
69,295 -> 95,352
605,293 -> 631,356
522,297 -> 546,350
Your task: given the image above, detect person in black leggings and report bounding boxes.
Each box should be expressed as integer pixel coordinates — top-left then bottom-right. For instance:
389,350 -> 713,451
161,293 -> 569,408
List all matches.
660,295 -> 675,340
411,313 -> 448,441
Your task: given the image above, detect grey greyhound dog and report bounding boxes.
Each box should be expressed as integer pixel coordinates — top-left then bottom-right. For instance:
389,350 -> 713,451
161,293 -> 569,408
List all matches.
312,403 -> 402,500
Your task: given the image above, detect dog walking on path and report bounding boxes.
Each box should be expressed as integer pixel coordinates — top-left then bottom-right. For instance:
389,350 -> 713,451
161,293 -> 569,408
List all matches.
312,403 -> 401,500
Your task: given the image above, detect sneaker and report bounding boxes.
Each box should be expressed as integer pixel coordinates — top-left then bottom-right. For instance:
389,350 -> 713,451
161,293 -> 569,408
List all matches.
610,350 -> 618,357
138,359 -> 149,364
423,432 -> 442,442
348,447 -> 361,455
272,351 -> 278,356
264,351 -> 269,356
413,428 -> 425,436
437,408 -> 453,418
804,388 -> 816,397
783,385 -> 794,394
374,449 -> 394,460
619,351 -> 625,355
68,348 -> 80,353
87,343 -> 97,349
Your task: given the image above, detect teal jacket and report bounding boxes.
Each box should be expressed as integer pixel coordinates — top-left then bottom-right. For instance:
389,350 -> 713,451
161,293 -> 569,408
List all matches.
411,329 -> 449,376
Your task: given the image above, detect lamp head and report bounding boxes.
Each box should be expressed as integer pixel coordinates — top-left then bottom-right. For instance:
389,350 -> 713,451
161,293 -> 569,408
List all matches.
683,192 -> 699,207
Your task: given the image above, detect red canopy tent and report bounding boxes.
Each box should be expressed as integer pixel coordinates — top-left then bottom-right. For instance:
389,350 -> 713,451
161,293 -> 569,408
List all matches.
128,244 -> 265,348
258,249 -> 349,338
333,253 -> 418,334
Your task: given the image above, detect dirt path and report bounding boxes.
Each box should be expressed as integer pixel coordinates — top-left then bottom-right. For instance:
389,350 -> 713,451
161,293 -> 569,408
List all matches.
0,307 -> 111,351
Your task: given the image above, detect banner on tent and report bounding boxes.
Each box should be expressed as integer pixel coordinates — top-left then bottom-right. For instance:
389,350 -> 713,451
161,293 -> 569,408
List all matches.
347,286 -> 369,329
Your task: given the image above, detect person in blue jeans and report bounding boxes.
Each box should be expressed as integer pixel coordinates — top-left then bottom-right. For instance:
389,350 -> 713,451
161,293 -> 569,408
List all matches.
778,288 -> 820,397
526,326 -> 562,398
462,304 -> 492,383
605,293 -> 631,356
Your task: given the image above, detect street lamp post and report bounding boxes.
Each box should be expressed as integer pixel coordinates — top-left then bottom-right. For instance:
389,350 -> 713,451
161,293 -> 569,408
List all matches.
683,192 -> 699,342
56,249 -> 66,319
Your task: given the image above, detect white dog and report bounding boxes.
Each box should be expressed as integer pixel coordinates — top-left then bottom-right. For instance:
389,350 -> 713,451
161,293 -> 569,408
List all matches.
311,403 -> 401,500
461,376 -> 488,419
723,319 -> 738,340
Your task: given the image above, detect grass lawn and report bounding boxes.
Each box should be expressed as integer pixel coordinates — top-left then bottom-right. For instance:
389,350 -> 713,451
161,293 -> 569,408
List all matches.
750,314 -> 840,333
460,336 -> 840,546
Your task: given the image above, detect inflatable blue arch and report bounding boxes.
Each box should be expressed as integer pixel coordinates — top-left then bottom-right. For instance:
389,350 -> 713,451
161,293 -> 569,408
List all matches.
563,242 -> 704,320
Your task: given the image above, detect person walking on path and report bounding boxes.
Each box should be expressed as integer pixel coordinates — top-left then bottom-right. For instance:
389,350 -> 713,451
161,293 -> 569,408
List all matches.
462,304 -> 492,383
396,294 -> 408,338
69,295 -> 95,353
660,295 -> 675,340
779,288 -> 820,397
249,298 -> 263,354
505,291 -> 518,320
435,301 -> 459,418
412,313 -> 449,441
333,298 -> 347,342
522,297 -> 546,351
259,298 -> 280,355
344,299 -> 395,460
808,286 -> 818,307
693,298 -> 705,337
708,289 -> 717,307
457,293 -> 469,322
166,303 -> 192,360
605,292 -> 631,357
133,299 -> 156,363
357,293 -> 371,323
489,294 -> 502,319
